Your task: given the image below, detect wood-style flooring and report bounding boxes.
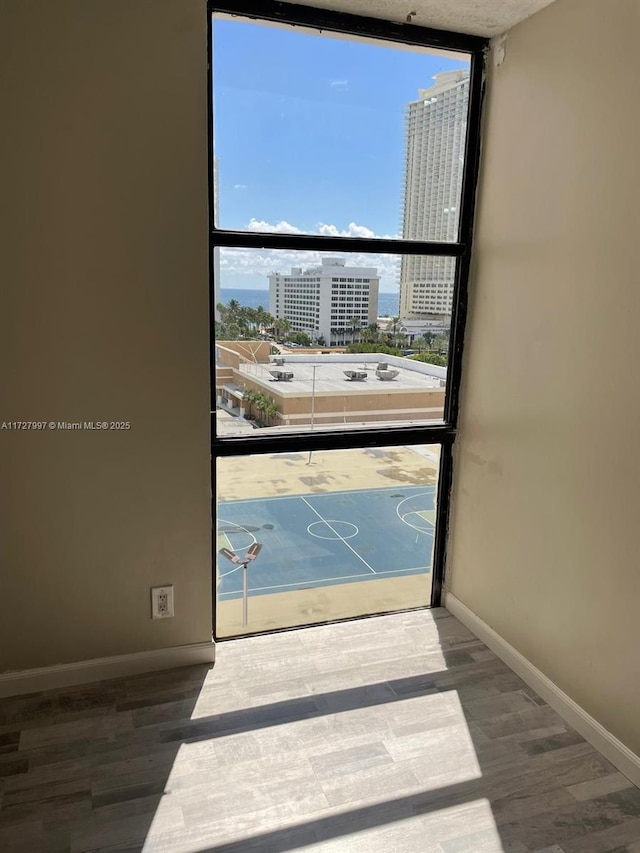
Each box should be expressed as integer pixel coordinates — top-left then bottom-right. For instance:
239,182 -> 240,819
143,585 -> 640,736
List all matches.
1,608 -> 639,852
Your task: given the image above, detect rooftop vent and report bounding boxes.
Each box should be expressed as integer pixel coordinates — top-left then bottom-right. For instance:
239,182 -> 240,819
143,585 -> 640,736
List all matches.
344,370 -> 368,382
377,362 -> 388,371
273,356 -> 285,365
376,369 -> 399,381
269,370 -> 294,382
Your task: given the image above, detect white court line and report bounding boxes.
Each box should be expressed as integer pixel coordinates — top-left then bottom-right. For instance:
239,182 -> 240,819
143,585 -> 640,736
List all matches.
307,520 -> 359,540
218,564 -> 245,579
300,496 -> 377,574
217,519 -> 257,554
395,493 -> 435,535
400,515 -> 433,535
401,510 -> 435,528
217,565 -> 430,597
219,484 -> 436,506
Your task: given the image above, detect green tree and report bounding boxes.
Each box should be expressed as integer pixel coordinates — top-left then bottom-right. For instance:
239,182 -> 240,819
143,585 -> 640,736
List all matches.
217,300 -> 271,341
348,316 -> 363,344
414,333 -> 435,352
432,334 -> 449,354
273,317 -> 291,340
388,317 -> 408,349
360,323 -> 379,344
244,391 -> 279,428
411,352 -> 448,367
216,302 -> 241,340
346,343 -> 402,356
254,306 -> 274,335
288,332 -> 312,346
242,388 -> 258,420
265,400 -> 279,426
253,393 -> 268,426
255,393 -> 280,427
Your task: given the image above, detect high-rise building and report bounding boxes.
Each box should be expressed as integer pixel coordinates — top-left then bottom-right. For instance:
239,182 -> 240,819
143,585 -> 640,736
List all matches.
269,257 -> 379,345
399,70 -> 469,319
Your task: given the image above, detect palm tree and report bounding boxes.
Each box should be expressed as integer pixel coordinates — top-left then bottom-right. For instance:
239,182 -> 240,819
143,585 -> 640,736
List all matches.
360,323 -> 378,344
242,388 -> 257,421
415,333 -> 434,352
389,316 -> 401,342
274,317 -> 291,341
255,306 -> 274,336
432,334 -> 449,355
388,317 -> 408,349
254,393 -> 269,426
348,316 -> 362,344
265,401 -> 278,426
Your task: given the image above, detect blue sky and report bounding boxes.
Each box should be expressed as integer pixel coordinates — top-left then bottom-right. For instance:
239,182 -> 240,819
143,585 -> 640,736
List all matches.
213,17 -> 469,290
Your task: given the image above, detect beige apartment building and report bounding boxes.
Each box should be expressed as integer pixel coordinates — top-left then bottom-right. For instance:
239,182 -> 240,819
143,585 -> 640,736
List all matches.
400,70 -> 469,319
215,341 -> 446,428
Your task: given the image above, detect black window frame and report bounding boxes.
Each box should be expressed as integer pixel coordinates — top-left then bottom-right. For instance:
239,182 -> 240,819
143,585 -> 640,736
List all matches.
209,0 -> 487,632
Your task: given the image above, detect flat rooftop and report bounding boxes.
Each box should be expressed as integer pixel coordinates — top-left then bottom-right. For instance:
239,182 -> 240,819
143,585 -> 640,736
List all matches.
216,409 -> 255,435
238,359 -> 444,395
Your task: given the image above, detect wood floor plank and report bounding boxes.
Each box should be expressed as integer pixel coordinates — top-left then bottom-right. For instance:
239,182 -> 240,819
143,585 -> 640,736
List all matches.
0,609 -> 638,852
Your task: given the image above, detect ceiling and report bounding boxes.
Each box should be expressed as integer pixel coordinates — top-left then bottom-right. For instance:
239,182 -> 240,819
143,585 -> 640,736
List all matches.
288,0 -> 557,38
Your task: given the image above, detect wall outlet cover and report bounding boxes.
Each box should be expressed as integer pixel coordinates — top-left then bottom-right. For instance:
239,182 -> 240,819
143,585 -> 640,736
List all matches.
151,585 -> 174,619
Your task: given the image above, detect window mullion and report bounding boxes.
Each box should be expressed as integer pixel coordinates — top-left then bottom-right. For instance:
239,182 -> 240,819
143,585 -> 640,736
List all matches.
213,424 -> 456,458
211,230 -> 466,258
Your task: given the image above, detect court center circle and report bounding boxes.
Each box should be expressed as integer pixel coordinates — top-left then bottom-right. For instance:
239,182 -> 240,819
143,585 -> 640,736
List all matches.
218,519 -> 257,554
307,520 -> 359,541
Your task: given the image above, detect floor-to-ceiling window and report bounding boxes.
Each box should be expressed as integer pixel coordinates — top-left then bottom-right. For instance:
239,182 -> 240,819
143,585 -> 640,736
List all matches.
210,0 -> 486,638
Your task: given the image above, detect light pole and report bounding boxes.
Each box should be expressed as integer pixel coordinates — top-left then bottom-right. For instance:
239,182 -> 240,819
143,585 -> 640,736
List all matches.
219,542 -> 262,627
307,364 -> 318,465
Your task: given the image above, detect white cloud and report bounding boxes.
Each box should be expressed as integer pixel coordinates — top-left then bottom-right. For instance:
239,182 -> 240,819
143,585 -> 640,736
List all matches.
330,79 -> 348,88
247,218 -> 303,234
218,219 -> 405,287
317,221 -> 376,239
243,217 -> 398,241
218,216 -> 403,287
219,247 -> 400,288
233,184 -> 247,190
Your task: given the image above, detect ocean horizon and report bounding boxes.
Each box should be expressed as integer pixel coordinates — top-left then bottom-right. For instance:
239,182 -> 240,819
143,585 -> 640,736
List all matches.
218,288 -> 399,317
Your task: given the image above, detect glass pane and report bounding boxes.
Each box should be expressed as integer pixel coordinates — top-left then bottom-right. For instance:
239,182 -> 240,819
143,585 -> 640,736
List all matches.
212,15 -> 470,242
214,249 -> 453,436
216,445 -> 439,637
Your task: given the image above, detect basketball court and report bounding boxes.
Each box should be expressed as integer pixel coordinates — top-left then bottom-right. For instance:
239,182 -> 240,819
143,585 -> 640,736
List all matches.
217,484 -> 436,600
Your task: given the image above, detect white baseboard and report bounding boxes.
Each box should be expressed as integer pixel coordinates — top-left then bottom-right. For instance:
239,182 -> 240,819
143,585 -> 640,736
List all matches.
443,590 -> 640,788
0,641 -> 216,698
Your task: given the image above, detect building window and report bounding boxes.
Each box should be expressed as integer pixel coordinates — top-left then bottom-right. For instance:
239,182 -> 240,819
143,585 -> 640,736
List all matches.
211,0 -> 485,637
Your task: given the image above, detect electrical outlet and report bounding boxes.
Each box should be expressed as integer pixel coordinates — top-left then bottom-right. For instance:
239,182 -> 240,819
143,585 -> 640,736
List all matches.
151,585 -> 174,619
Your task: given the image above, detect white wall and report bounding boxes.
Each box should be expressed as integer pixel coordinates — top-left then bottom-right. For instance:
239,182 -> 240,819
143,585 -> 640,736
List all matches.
449,0 -> 640,754
0,0 -> 212,670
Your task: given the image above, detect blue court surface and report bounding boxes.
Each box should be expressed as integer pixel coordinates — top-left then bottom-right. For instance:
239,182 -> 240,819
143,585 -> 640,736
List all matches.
217,485 -> 435,600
